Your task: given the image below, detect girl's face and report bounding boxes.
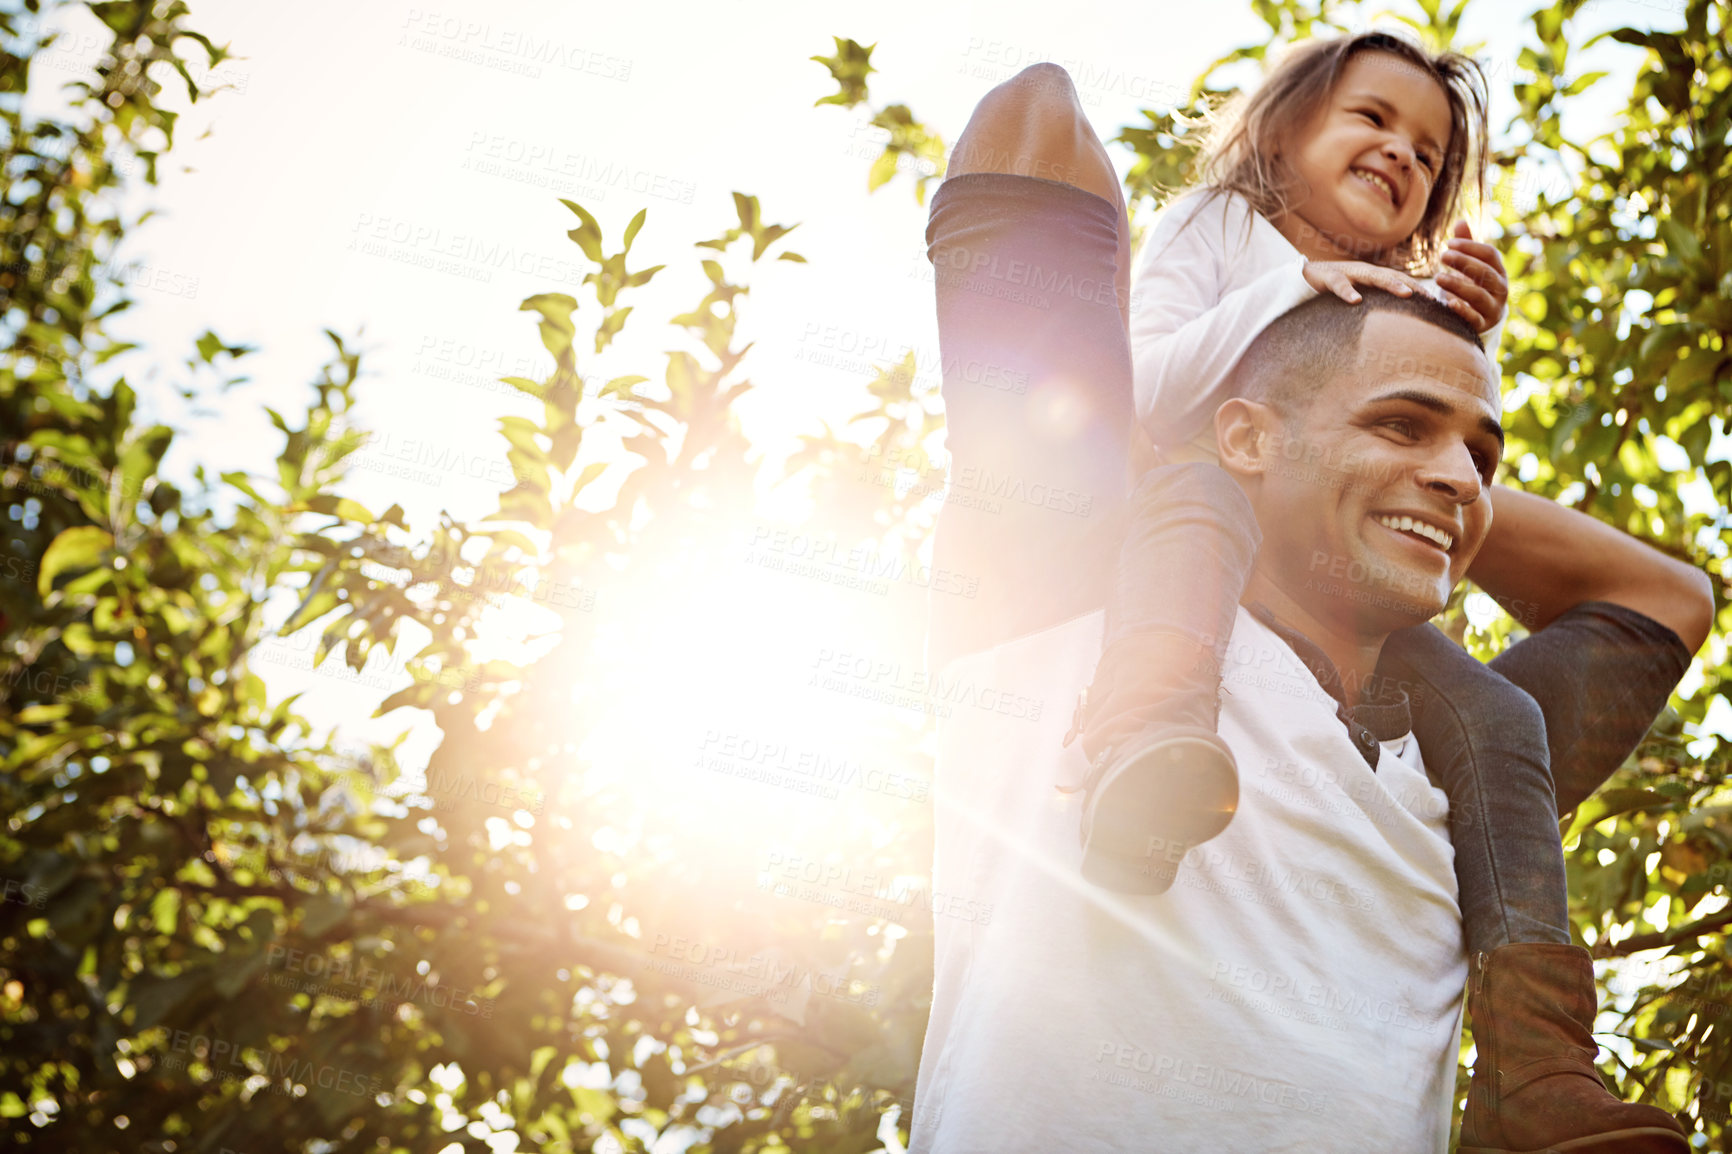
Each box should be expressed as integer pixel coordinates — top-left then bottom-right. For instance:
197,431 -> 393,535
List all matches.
1277,51 -> 1454,261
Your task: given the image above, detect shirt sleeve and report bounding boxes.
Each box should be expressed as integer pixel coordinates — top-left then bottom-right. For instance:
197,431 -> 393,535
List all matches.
1127,191 -> 1318,449
1487,601 -> 1693,817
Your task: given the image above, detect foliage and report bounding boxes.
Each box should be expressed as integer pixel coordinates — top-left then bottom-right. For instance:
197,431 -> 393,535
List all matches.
5,5 -> 930,1151
0,1 -> 1727,1153
809,36 -> 947,204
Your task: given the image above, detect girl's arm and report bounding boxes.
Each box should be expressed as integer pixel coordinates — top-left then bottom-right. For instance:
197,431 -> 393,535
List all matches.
1128,193 -> 1318,448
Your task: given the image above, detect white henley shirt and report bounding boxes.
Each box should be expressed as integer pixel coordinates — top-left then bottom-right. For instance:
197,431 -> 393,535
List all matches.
908,606 -> 1468,1153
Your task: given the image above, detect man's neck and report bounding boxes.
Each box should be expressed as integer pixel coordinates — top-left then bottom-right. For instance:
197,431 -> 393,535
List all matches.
1242,571 -> 1388,709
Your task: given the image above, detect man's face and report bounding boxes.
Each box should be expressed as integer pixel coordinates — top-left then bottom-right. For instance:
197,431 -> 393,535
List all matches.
1255,311 -> 1502,634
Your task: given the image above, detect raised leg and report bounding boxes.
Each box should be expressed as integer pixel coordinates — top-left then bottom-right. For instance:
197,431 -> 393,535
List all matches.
946,63 -> 1131,327
922,66 -> 1135,670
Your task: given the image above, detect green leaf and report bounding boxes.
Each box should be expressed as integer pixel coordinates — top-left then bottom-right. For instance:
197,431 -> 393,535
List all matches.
1625,1036 -> 1677,1053
1679,415 -> 1715,465
375,679 -> 441,716
1605,28 -> 1656,49
193,329 -> 255,362
499,416 -> 552,462
36,526 -> 114,598
623,207 -> 647,251
810,36 -> 876,108
500,376 -> 546,400
569,461 -> 608,495
596,305 -> 633,352
87,3 -> 139,35
116,426 -> 173,517
1566,788 -> 1673,840
221,470 -> 267,502
867,150 -> 899,192
606,375 -> 650,401
1667,351 -> 1724,400
281,565 -> 339,635
14,703 -> 72,725
521,292 -> 579,360
1657,218 -> 1702,264
289,495 -> 378,523
560,200 -> 605,263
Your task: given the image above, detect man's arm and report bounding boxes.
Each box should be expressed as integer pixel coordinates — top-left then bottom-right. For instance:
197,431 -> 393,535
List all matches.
1470,485 -> 1714,654
1470,485 -> 1715,814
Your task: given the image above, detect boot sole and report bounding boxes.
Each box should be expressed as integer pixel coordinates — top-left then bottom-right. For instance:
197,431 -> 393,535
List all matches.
1458,1127 -> 1689,1154
1079,728 -> 1238,896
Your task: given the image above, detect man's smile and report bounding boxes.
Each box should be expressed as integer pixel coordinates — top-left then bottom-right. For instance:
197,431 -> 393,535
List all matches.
1372,511 -> 1456,554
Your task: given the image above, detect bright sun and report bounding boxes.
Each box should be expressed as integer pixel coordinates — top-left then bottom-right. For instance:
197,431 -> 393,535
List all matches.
459,508 -> 940,861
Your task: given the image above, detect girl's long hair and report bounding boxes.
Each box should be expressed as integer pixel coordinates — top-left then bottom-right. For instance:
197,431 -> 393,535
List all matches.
1197,29 -> 1489,273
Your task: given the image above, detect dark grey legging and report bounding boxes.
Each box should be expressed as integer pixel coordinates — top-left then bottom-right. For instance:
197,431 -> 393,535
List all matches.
924,171 -> 1690,952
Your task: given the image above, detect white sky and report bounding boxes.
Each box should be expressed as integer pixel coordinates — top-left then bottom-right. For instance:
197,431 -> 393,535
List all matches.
28,0 -> 1691,756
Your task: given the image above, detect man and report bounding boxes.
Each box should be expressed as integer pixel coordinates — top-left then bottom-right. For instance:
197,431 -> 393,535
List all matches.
911,63 -> 1712,1151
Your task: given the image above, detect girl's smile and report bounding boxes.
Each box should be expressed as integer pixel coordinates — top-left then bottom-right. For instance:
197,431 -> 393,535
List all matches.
1275,52 -> 1455,261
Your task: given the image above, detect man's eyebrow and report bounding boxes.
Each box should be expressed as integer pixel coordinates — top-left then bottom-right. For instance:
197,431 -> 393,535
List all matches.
1348,91 -> 1445,154
1368,387 -> 1505,447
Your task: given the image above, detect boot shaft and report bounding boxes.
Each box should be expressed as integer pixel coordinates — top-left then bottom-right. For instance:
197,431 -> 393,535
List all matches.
1460,943 -> 1687,1152
1469,942 -> 1599,1083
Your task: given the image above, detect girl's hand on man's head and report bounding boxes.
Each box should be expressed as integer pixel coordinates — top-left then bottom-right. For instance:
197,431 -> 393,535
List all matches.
1439,220 -> 1508,334
1301,259 -> 1429,304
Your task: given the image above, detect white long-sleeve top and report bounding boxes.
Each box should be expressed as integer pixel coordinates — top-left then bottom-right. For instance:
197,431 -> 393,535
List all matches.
1128,188 -> 1505,461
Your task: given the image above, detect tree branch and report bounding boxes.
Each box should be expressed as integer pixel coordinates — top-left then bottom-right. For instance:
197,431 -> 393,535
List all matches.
172,879 -> 304,902
1591,907 -> 1732,958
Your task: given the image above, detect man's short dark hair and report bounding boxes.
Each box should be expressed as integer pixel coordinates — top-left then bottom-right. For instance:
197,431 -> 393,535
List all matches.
1232,287 -> 1487,419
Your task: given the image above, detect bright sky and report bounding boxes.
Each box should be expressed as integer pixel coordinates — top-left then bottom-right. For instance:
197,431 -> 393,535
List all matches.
33,0 -> 1692,761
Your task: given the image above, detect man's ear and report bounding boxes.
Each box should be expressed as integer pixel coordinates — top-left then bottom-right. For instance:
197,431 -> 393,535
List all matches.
1216,398 -> 1281,480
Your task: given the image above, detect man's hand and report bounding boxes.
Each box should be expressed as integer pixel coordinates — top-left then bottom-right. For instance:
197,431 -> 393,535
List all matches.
1301,259 -> 1426,303
1438,220 -> 1508,334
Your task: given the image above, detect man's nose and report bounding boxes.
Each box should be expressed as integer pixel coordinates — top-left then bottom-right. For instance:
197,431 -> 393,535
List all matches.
1417,444 -> 1483,504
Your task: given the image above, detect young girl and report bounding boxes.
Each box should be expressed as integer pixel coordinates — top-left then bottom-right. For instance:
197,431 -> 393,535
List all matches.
1066,30 -> 1689,1151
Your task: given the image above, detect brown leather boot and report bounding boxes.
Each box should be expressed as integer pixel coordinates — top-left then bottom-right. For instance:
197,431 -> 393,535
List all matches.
1459,943 -> 1689,1153
1062,632 -> 1238,895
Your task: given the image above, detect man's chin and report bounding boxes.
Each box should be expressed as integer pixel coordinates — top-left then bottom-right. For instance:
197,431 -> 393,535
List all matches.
1343,585 -> 1448,632
1333,562 -> 1451,630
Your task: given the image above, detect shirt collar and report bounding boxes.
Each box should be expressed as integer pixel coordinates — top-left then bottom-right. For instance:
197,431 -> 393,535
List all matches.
1247,603 -> 1414,767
